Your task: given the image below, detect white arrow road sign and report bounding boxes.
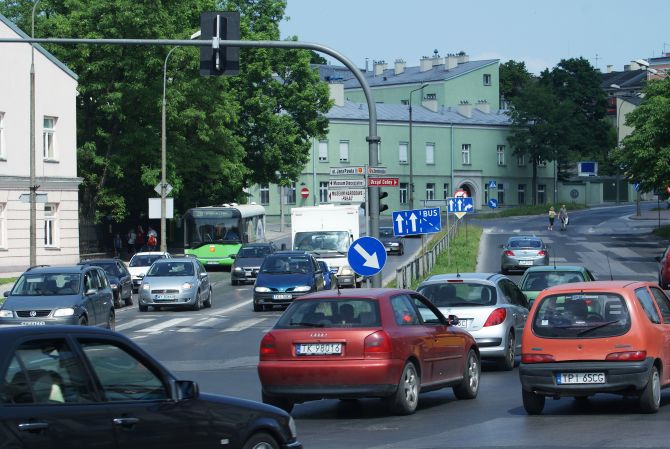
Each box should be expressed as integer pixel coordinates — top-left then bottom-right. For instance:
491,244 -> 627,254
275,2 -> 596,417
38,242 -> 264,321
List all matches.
395,214 -> 404,234
354,243 -> 380,269
409,213 -> 418,232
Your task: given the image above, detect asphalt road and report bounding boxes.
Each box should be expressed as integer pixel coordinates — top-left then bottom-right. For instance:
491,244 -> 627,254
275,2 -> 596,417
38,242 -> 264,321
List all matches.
112,202 -> 670,449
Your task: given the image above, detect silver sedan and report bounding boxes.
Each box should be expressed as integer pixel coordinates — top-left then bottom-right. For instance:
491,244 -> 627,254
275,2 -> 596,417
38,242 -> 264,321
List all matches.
500,236 -> 548,273
138,258 -> 212,312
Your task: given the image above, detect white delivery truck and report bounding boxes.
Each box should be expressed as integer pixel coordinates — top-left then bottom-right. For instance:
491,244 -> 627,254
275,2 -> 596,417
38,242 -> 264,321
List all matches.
291,204 -> 361,287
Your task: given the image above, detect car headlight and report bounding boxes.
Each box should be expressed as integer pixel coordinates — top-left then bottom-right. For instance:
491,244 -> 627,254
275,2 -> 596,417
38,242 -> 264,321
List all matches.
233,267 -> 244,273
182,282 -> 194,290
288,416 -> 297,438
110,283 -> 118,289
141,284 -> 151,291
340,266 -> 354,276
255,286 -> 271,293
293,285 -> 311,292
0,310 -> 13,318
54,308 -> 75,317
390,242 -> 399,247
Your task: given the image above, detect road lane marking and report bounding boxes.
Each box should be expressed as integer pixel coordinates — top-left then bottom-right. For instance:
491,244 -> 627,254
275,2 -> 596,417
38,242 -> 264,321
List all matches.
115,318 -> 156,331
137,317 -> 192,332
217,299 -> 253,314
221,317 -> 267,332
177,317 -> 223,332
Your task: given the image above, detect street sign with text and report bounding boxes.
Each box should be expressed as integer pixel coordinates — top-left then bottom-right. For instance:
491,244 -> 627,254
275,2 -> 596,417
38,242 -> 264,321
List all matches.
328,179 -> 366,188
392,207 -> 441,236
367,167 -> 387,175
328,188 -> 366,203
330,166 -> 365,176
368,177 -> 399,187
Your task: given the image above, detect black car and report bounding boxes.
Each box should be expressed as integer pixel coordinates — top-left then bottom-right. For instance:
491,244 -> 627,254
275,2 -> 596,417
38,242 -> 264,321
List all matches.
231,242 -> 277,285
379,226 -> 405,255
79,258 -> 133,308
0,326 -> 302,449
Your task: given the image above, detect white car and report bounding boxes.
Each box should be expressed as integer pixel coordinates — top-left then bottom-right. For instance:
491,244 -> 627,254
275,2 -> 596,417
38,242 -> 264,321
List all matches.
127,251 -> 171,292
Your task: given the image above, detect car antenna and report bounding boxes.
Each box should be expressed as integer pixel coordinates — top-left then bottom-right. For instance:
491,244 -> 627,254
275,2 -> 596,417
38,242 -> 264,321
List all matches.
606,254 -> 614,281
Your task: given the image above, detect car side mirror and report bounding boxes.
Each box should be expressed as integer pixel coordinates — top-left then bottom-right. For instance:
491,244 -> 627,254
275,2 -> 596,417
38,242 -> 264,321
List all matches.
85,288 -> 97,296
447,314 -> 460,326
3,291 -> 9,298
199,272 -> 207,278
230,254 -> 236,260
138,273 -> 145,279
171,379 -> 199,401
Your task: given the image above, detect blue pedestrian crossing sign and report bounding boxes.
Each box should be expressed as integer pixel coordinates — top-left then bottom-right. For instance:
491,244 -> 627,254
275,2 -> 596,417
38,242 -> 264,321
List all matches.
488,180 -> 497,189
392,207 -> 442,237
488,198 -> 498,209
347,236 -> 387,277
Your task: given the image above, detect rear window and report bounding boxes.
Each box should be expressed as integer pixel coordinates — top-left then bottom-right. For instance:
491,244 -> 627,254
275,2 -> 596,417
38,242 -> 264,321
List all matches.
521,271 -> 585,291
275,299 -> 381,328
129,255 -> 163,267
532,293 -> 631,338
418,282 -> 497,307
238,246 -> 272,258
509,239 -> 542,249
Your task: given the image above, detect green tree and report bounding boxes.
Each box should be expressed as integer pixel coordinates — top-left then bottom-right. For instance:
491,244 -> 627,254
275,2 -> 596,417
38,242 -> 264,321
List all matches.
499,60 -> 533,102
614,77 -> 670,192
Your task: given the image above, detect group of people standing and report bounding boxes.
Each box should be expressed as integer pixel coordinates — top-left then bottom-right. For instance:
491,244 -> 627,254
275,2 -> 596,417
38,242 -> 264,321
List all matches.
123,225 -> 159,256
548,205 -> 569,231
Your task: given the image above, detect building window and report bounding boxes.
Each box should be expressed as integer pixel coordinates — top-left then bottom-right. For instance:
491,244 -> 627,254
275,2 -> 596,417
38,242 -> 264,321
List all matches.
43,116 -> 57,160
497,145 -> 505,166
538,184 -> 546,204
483,74 -> 491,86
259,184 -> 269,205
426,183 -> 435,201
399,183 -> 408,204
339,140 -> 349,163
443,183 -> 450,199
401,99 -> 409,105
517,154 -> 525,166
461,144 -> 471,165
498,183 -> 505,205
318,140 -> 328,162
0,203 -> 5,248
399,142 -> 408,164
44,203 -> 57,247
425,143 -> 435,165
286,183 -> 296,205
0,112 -> 5,159
319,181 -> 328,203
518,184 -> 526,205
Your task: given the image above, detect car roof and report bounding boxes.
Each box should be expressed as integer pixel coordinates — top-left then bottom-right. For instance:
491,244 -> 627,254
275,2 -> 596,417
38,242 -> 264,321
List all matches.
152,257 -> 195,263
23,265 -> 91,274
295,288 -> 414,301
507,235 -> 542,241
542,280 -> 649,293
240,242 -> 274,247
131,252 -> 169,257
274,251 -> 309,256
522,265 -> 588,273
420,273 -> 501,284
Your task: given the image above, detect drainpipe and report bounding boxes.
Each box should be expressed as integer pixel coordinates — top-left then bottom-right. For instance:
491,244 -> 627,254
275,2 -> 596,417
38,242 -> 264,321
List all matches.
312,139 -> 317,205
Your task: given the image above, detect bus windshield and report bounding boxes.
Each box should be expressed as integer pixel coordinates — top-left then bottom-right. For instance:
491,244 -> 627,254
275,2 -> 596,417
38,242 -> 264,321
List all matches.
294,231 -> 350,253
184,209 -> 242,247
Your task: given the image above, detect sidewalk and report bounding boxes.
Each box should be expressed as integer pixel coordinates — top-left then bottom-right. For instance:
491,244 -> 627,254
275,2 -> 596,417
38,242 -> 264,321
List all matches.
627,204 -> 670,222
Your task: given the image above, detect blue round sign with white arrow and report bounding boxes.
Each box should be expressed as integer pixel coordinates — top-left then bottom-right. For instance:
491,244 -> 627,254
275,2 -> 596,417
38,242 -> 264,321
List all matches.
347,236 -> 387,277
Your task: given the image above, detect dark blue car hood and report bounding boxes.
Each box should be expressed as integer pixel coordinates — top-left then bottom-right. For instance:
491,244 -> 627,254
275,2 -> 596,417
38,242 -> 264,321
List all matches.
255,272 -> 313,290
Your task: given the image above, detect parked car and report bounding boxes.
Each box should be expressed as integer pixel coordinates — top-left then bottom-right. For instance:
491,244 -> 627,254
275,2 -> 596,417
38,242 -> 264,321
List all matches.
258,288 -> 480,415
231,242 -> 277,286
0,265 -> 115,329
253,251 -> 326,312
318,260 -> 338,290
127,251 -> 171,292
417,273 -> 528,370
500,235 -> 549,273
138,258 -> 212,312
518,265 -> 596,305
520,280 -> 670,414
79,258 -> 133,308
0,326 -> 302,449
656,245 -> 670,288
379,226 -> 405,255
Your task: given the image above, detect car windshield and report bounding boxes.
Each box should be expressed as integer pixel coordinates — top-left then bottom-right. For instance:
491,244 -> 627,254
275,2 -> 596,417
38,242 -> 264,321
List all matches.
11,274 -> 81,296
129,255 -> 163,267
294,231 -> 349,252
275,299 -> 381,328
147,262 -> 194,277
94,263 -> 120,277
261,256 -> 311,274
238,246 -> 272,258
508,239 -> 542,249
521,271 -> 585,291
532,292 -> 631,338
418,282 -> 497,307
379,228 -> 394,238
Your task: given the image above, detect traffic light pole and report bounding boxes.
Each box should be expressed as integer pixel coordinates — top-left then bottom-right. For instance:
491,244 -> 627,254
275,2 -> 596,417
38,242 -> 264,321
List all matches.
2,34 -> 383,286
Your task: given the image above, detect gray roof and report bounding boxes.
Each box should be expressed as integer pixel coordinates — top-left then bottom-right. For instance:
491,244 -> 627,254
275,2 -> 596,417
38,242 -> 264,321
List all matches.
0,13 -> 78,81
320,59 -> 499,89
327,101 -> 511,127
601,69 -> 646,91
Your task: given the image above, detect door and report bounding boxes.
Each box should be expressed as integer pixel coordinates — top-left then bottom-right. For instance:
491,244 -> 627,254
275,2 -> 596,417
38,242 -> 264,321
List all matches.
390,294 -> 436,383
500,279 -> 528,339
648,287 -> 670,383
83,271 -> 101,324
196,261 -> 210,296
93,269 -> 113,326
0,337 -> 114,449
116,261 -> 132,300
311,257 -> 325,291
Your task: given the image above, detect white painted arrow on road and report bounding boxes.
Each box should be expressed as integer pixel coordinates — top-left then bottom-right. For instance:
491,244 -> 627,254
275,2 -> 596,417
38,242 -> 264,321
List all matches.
354,243 -> 380,269
409,213 -> 418,232
395,214 -> 404,234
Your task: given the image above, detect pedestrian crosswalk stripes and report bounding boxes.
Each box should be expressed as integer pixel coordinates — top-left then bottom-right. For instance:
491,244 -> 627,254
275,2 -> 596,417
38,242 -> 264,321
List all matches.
176,317 -> 222,332
116,315 -> 273,335
115,318 -> 155,331
220,318 -> 266,332
137,317 -> 198,333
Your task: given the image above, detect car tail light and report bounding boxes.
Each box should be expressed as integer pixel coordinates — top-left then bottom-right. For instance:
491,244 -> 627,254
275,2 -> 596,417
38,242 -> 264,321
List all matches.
521,353 -> 556,363
538,250 -> 547,256
260,333 -> 278,357
364,331 -> 392,354
483,308 -> 507,327
606,350 -> 647,361
504,250 -> 515,256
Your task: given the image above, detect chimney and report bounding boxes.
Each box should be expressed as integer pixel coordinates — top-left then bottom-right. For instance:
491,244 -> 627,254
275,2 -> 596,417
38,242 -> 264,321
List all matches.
394,59 -> 406,75
475,100 -> 490,114
329,83 -> 344,107
607,64 -> 613,73
373,60 -> 387,76
445,54 -> 458,70
629,60 -> 640,71
458,101 -> 472,118
457,52 -> 469,64
422,94 -> 438,112
420,56 -> 433,72
430,51 -> 443,67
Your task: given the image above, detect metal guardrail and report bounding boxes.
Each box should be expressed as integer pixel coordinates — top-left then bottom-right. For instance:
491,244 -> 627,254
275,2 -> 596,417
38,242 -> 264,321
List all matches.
395,219 -> 460,289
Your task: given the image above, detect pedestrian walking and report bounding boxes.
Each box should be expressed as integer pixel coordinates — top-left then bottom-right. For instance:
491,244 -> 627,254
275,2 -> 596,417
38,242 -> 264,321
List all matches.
548,206 -> 556,231
126,228 -> 136,255
147,226 -> 158,250
113,233 -> 123,257
559,204 -> 569,231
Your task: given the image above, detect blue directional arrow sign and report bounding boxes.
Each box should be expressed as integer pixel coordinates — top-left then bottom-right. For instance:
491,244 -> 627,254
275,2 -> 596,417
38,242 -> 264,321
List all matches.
392,207 -> 442,237
447,197 -> 474,213
488,198 -> 498,209
347,236 -> 387,277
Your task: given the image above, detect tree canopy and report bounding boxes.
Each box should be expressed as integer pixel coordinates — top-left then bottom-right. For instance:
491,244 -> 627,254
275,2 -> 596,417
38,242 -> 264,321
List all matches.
499,60 -> 533,102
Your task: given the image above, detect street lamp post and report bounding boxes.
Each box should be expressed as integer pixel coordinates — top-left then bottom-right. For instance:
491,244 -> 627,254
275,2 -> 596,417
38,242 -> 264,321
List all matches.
408,83 -> 427,210
160,46 -> 179,253
29,0 -> 40,267
275,171 -> 284,233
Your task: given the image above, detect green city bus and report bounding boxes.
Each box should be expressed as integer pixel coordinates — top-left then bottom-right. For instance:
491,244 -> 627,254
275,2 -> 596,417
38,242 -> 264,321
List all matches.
183,204 -> 267,267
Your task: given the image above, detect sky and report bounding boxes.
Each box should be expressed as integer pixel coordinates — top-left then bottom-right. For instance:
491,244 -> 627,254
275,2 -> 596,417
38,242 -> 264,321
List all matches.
281,0 -> 669,74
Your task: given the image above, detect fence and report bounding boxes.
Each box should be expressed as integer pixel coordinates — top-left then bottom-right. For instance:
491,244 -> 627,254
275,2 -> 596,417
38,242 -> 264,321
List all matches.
394,218 -> 460,289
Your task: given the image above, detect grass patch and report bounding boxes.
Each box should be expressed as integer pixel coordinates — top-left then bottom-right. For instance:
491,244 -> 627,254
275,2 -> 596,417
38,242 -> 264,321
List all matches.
653,225 -> 670,239
476,203 -> 587,219
0,277 -> 16,285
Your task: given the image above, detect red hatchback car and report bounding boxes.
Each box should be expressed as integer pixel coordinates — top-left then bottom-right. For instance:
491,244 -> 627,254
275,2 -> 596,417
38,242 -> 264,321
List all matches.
257,288 -> 480,415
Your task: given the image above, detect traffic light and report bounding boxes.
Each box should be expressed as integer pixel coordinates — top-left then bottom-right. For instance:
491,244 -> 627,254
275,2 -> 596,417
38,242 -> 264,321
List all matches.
199,12 -> 240,76
379,191 -> 389,213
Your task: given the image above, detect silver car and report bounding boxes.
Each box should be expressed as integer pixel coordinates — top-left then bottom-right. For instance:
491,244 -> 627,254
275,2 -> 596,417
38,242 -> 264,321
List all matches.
138,258 -> 212,312
500,236 -> 548,273
416,273 -> 529,370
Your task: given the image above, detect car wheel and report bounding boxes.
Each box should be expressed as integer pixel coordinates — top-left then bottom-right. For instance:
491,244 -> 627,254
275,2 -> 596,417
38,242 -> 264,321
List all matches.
639,365 -> 661,413
78,315 -> 88,326
387,361 -> 419,415
253,302 -> 263,312
497,332 -> 516,371
204,287 -> 213,308
500,266 -> 508,275
124,292 -> 133,306
139,304 -> 148,312
453,349 -> 481,399
522,389 -> 545,415
107,310 -> 115,331
191,291 -> 202,311
261,393 -> 294,414
242,432 -> 280,449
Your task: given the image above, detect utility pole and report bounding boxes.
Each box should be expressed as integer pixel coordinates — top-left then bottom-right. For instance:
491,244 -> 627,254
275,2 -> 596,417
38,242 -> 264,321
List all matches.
29,0 -> 41,267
